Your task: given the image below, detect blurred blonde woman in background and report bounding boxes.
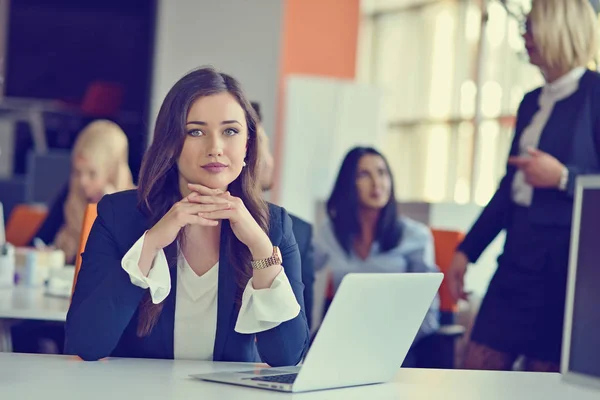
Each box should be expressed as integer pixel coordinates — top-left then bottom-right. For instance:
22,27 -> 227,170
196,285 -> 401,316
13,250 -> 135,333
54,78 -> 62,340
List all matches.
33,119 -> 134,264
447,0 -> 600,372
14,120 -> 134,355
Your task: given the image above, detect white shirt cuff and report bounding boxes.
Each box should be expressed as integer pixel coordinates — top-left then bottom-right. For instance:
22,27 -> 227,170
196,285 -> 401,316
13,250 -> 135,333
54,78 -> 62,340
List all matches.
234,268 -> 301,334
121,232 -> 171,304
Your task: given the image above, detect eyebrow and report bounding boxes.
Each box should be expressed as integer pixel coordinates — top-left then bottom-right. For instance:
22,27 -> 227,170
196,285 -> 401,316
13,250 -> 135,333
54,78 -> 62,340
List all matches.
186,120 -> 242,126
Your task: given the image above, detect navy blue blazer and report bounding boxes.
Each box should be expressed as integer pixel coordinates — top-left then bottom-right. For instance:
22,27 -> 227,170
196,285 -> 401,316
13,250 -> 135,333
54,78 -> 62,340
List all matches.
459,70 -> 600,262
65,190 -> 310,366
289,214 -> 314,330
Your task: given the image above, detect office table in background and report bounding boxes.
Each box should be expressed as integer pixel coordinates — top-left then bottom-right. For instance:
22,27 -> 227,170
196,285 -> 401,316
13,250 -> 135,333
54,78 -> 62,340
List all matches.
1,353 -> 598,399
0,285 -> 69,351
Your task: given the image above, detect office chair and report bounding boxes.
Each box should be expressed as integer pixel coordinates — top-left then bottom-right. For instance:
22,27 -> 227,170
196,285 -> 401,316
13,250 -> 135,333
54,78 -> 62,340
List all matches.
5,204 -> 48,246
412,229 -> 467,369
71,203 -> 97,298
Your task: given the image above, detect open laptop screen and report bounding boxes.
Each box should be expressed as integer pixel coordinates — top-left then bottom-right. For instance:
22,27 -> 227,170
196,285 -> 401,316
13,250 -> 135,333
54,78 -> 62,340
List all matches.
562,178 -> 600,390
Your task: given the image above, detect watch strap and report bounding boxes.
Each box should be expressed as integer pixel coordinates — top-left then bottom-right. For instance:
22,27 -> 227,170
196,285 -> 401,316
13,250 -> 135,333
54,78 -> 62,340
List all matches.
251,246 -> 281,270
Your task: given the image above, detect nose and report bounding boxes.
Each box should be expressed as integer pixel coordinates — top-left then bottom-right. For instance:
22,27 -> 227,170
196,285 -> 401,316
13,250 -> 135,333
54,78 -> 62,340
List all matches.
373,174 -> 387,191
78,175 -> 91,193
207,135 -> 224,158
369,174 -> 380,189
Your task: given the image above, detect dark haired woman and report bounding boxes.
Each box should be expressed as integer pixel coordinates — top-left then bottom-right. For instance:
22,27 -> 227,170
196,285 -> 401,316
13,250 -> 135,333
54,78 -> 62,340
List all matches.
65,67 -> 309,366
314,147 -> 440,347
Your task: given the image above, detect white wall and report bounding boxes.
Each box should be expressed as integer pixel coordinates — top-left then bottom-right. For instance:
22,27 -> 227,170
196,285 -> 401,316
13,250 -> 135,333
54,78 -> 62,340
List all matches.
279,76 -> 385,223
150,0 -> 284,143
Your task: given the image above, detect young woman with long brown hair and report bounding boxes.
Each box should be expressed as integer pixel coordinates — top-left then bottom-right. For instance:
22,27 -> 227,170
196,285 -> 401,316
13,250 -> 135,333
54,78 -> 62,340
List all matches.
65,67 -> 309,366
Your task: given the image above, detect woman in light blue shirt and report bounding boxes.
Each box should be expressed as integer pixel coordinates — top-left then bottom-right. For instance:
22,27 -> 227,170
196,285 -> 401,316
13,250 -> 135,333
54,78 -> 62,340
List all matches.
314,147 -> 440,350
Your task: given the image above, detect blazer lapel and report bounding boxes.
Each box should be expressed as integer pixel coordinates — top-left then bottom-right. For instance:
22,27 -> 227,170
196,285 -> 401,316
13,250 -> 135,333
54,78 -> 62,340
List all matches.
538,88 -> 586,162
213,222 -> 237,361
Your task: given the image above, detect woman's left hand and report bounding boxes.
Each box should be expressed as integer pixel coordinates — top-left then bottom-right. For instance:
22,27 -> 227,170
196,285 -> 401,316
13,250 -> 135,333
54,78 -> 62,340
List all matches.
187,183 -> 273,259
508,147 -> 564,188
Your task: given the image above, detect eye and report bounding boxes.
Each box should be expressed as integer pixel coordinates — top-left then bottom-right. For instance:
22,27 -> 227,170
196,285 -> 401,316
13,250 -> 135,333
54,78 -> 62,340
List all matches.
187,129 -> 204,137
224,128 -> 239,136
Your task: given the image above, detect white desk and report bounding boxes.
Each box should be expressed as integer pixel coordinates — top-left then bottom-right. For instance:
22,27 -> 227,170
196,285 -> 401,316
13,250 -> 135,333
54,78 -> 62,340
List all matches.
1,353 -> 598,399
0,285 -> 69,351
0,285 -> 69,321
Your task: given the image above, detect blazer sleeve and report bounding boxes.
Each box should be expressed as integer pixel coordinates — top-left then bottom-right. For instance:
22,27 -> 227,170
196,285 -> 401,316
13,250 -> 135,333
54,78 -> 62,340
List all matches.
255,208 -> 310,367
457,96 -> 530,263
564,80 -> 600,197
457,174 -> 512,263
291,216 -> 315,330
299,225 -> 315,331
64,195 -> 146,361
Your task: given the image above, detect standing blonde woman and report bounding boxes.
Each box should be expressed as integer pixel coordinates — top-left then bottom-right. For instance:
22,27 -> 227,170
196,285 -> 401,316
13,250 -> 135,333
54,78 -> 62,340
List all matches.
34,120 -> 134,264
447,0 -> 600,372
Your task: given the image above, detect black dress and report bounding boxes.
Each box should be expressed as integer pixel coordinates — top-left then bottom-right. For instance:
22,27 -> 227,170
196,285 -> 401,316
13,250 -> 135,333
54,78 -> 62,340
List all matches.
469,206 -> 570,362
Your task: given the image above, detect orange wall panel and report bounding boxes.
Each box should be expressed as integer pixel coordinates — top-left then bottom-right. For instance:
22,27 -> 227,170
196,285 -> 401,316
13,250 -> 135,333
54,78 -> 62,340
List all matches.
273,0 -> 360,201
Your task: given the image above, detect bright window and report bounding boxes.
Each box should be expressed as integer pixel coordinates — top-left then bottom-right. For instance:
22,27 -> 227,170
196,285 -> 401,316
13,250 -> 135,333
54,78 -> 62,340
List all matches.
358,0 -> 543,205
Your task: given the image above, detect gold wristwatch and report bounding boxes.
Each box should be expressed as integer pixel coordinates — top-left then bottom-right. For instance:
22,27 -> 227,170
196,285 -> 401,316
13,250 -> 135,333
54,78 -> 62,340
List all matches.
251,246 -> 282,270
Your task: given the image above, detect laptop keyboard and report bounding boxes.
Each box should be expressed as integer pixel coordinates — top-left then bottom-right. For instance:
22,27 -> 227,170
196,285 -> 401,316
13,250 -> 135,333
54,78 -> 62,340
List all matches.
250,373 -> 298,384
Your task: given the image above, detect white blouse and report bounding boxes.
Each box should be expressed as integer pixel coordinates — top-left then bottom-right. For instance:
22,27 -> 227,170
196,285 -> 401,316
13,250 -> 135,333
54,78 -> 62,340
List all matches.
511,67 -> 585,206
121,233 -> 301,360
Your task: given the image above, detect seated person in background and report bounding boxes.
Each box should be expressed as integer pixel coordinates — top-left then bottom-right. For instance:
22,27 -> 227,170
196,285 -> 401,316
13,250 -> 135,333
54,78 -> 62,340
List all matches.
33,119 -> 134,264
314,147 -> 440,364
251,101 -> 315,331
65,67 -> 309,365
11,120 -> 134,355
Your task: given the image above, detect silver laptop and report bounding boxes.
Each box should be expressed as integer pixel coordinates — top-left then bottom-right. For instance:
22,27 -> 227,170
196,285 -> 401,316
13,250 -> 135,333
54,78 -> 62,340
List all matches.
192,272 -> 443,392
561,176 -> 600,392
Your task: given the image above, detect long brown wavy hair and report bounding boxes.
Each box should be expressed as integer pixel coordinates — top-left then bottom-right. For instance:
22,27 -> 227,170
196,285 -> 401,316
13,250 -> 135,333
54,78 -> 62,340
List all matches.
135,67 -> 269,336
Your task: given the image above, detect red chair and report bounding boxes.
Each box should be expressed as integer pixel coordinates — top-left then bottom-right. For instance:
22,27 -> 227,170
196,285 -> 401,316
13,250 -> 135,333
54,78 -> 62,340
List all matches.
431,229 -> 465,318
5,204 -> 48,247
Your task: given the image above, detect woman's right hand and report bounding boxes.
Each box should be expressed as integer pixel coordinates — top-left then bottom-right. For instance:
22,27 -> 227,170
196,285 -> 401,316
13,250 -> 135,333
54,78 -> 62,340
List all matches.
144,188 -> 231,252
447,251 -> 470,303
137,188 -> 232,277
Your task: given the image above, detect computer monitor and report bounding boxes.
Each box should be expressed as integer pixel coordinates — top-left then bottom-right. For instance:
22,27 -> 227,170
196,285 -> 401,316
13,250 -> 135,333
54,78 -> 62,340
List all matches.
25,150 -> 71,205
561,175 -> 600,391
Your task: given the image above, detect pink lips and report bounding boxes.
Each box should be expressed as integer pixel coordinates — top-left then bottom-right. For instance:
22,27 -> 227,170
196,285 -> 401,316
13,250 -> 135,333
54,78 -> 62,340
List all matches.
370,191 -> 383,199
202,162 -> 228,173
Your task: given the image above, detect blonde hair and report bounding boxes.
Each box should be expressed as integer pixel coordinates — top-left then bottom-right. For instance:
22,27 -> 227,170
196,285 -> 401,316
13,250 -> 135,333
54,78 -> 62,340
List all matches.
530,0 -> 598,73
54,120 -> 135,263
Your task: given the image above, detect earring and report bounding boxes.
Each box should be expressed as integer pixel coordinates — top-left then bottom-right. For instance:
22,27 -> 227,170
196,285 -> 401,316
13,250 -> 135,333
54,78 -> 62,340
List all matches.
243,161 -> 247,167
